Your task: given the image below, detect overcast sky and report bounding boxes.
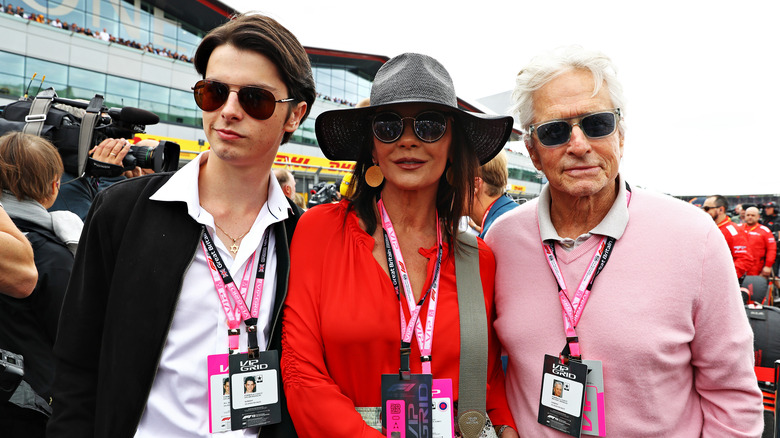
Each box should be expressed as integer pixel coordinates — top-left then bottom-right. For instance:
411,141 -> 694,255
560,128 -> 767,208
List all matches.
225,0 -> 779,197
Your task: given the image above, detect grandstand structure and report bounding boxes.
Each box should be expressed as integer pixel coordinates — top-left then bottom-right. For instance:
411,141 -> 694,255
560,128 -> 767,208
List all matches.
0,0 -> 541,198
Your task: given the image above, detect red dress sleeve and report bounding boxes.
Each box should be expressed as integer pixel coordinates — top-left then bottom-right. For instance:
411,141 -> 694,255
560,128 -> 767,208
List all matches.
282,202 -> 385,437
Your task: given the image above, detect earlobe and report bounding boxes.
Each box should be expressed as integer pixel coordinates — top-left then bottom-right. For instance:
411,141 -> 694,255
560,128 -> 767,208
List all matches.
526,142 -> 543,171
285,101 -> 307,132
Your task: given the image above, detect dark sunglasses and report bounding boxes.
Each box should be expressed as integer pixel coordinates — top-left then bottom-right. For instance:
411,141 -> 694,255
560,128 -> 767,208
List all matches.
702,206 -> 721,212
372,111 -> 448,143
529,108 -> 621,148
192,79 -> 295,120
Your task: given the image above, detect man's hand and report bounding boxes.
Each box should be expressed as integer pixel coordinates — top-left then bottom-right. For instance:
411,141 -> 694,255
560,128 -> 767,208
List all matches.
762,266 -> 773,279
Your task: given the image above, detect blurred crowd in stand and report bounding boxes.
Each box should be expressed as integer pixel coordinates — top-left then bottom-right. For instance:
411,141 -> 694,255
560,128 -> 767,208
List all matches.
3,3 -> 192,63
315,92 -> 357,107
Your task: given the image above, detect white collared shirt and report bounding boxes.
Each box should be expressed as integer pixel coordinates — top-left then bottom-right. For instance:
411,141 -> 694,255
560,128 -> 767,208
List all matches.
537,174 -> 630,251
134,151 -> 290,437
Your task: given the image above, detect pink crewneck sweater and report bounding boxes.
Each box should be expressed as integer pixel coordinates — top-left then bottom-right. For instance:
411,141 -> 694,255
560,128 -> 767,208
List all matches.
486,186 -> 763,437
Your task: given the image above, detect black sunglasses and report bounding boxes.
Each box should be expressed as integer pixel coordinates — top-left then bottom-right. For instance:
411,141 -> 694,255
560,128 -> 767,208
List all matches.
372,111 -> 448,143
702,206 -> 721,212
192,79 -> 295,120
529,108 -> 621,148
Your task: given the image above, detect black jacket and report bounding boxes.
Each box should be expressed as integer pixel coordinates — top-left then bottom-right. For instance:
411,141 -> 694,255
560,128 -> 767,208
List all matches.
46,172 -> 301,438
0,217 -> 73,403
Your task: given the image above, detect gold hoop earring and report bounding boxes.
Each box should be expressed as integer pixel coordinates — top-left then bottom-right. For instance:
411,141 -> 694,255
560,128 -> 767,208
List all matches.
365,165 -> 384,188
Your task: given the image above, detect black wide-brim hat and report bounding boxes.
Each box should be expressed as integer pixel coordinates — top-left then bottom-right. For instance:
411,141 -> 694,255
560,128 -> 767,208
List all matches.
315,53 -> 514,165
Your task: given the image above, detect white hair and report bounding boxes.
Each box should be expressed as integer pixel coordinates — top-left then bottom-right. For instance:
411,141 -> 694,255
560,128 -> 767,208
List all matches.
511,45 -> 626,146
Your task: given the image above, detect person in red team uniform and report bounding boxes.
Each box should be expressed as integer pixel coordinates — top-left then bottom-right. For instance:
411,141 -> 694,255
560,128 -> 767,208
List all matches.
740,206 -> 776,278
702,195 -> 753,279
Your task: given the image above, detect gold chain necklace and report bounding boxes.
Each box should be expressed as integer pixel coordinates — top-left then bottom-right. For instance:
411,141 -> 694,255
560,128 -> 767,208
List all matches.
214,222 -> 251,255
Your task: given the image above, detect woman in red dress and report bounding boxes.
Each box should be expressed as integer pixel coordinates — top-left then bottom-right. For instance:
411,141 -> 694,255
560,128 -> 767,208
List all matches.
282,53 -> 518,438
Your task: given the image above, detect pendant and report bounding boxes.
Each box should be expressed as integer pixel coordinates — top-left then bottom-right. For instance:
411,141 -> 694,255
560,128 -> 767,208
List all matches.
230,241 -> 239,254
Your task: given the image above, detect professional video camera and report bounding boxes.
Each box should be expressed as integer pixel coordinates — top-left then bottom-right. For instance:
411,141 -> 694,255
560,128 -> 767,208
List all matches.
0,87 -> 179,177
307,182 -> 340,208
0,348 -> 23,403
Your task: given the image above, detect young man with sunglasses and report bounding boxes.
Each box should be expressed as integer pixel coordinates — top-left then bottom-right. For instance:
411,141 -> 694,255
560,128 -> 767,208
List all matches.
702,195 -> 754,279
47,14 -> 314,438
486,46 -> 763,437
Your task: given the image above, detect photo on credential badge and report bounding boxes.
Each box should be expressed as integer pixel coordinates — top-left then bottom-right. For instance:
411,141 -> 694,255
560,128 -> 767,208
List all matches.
538,355 -> 587,438
541,373 -> 583,417
231,371 -> 276,407
207,355 -> 232,433
228,351 -> 282,430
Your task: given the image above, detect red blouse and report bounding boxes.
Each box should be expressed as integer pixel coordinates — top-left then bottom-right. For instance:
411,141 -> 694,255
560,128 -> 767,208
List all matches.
282,201 -> 514,436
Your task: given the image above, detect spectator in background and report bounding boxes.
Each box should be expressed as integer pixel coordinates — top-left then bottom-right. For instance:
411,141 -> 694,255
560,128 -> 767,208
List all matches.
488,45 -> 762,437
293,193 -> 306,211
467,149 -> 518,238
273,168 -> 296,200
338,172 -> 354,200
734,203 -> 746,224
5,4 -> 14,14
702,195 -> 753,279
760,202 -> 780,278
740,206 -> 776,278
98,27 -> 109,42
0,132 -> 78,437
762,202 -> 779,230
0,206 -> 37,298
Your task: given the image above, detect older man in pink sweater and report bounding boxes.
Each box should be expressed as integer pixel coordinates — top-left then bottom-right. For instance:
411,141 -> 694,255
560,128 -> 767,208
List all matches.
487,46 -> 763,437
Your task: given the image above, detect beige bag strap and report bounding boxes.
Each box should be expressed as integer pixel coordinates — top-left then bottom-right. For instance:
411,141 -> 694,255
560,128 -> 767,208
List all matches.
455,231 -> 489,437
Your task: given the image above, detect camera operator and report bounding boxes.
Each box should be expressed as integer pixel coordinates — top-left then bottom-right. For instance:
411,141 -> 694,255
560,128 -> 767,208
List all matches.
0,205 -> 37,298
47,138 -> 128,220
306,182 -> 340,209
48,138 -> 160,220
0,132 -> 78,437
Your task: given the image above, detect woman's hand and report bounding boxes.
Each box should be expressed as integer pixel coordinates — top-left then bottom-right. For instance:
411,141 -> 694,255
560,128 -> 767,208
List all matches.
496,425 -> 519,438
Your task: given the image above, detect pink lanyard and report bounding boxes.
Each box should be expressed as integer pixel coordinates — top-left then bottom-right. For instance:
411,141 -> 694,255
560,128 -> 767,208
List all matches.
201,226 -> 271,354
543,236 -> 612,361
378,199 -> 443,377
542,184 -> 631,362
